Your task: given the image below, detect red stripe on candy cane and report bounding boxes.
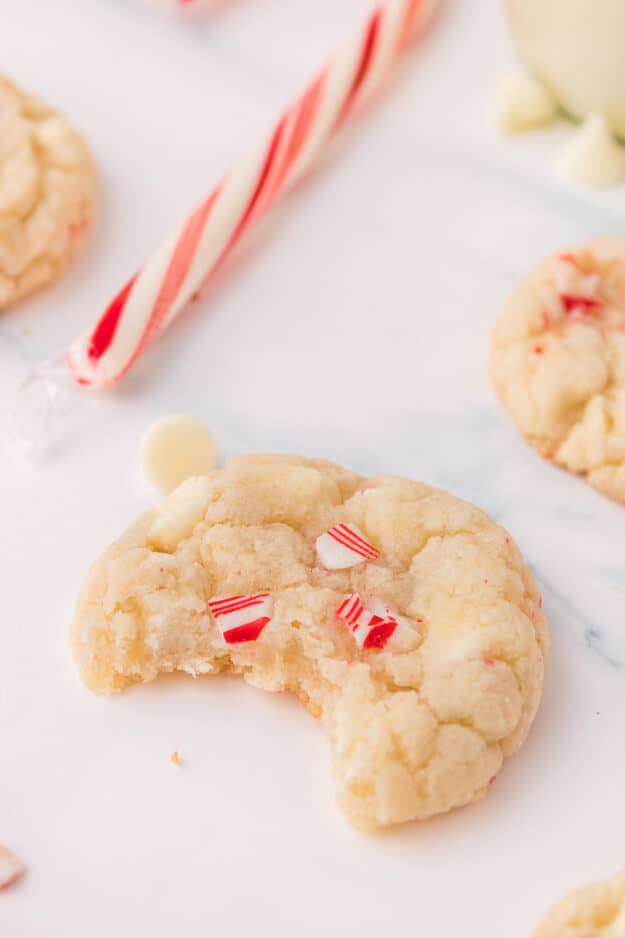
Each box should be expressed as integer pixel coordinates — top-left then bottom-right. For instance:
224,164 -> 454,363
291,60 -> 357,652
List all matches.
87,272 -> 139,364
560,295 -> 602,314
335,6 -> 383,129
68,0 -> 441,388
116,183 -> 225,381
209,592 -> 273,645
363,618 -> 397,649
265,71 -> 328,204
316,523 -> 379,569
210,600 -> 265,617
223,616 -> 270,644
334,523 -> 378,556
335,593 -> 419,652
328,524 -> 378,559
209,593 -> 270,615
328,530 -> 373,558
397,0 -> 424,50
140,185 -> 224,346
336,593 -> 364,626
220,114 -> 290,258
209,593 -> 268,611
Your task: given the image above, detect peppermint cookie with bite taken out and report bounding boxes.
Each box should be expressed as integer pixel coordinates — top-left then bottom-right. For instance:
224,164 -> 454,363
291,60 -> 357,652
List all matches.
533,868 -> 625,938
72,454 -> 548,830
0,76 -> 96,310
491,237 -> 625,504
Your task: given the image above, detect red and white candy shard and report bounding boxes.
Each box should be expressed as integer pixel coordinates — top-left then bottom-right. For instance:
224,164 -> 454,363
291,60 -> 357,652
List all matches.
336,593 -> 419,652
554,255 -> 601,314
315,523 -> 379,570
0,846 -> 24,891
208,593 -> 272,644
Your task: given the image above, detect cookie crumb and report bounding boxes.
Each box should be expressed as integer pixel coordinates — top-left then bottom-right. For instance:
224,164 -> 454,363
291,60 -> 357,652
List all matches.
170,750 -> 181,766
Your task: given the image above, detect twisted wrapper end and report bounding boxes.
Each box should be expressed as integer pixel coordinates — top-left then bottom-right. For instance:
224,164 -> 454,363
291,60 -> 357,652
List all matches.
1,354 -> 97,459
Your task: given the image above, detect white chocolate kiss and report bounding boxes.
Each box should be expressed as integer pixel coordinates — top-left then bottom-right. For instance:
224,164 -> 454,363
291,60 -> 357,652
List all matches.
496,68 -> 557,133
553,113 -> 625,188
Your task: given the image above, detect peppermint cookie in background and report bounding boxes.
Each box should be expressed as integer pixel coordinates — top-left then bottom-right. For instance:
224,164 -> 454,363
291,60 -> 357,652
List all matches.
72,454 -> 548,830
492,237 -> 625,505
0,77 -> 96,310
533,868 -> 625,938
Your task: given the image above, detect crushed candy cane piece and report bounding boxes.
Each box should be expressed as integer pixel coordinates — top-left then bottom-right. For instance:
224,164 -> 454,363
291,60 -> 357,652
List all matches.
208,593 -> 272,644
315,523 -> 379,570
560,294 -> 602,315
335,593 -> 419,652
554,257 -> 602,315
0,846 -> 24,891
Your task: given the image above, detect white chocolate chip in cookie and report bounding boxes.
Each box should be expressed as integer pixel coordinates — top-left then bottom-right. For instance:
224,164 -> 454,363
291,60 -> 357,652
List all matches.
149,475 -> 213,551
141,415 -> 216,493
71,454 -> 548,831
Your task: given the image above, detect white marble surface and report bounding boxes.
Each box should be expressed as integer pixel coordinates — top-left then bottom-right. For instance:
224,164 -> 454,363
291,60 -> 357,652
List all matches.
2,2 -> 624,936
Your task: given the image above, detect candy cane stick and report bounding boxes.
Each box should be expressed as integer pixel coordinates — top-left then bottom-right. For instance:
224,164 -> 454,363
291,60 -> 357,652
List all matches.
68,0 -> 440,388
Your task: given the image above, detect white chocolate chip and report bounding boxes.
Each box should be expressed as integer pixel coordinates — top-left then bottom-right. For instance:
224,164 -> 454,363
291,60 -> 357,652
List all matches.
554,113 -> 625,187
149,475 -> 212,551
140,415 -> 216,493
496,68 -> 557,133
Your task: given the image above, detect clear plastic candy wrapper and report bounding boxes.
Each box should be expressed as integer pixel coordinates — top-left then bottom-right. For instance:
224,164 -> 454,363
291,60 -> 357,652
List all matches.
1,355 -> 98,459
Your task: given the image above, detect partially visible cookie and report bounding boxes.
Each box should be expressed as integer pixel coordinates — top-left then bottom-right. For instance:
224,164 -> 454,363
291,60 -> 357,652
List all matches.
71,454 -> 548,830
534,869 -> 625,938
491,236 -> 625,504
0,76 -> 96,310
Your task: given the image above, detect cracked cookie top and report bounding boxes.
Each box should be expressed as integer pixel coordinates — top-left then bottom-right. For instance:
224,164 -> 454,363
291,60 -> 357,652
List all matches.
0,76 -> 96,309
72,454 -> 548,829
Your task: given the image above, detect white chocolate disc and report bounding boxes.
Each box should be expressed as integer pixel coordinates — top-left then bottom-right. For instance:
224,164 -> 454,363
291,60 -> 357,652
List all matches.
140,415 -> 216,493
506,0 -> 625,138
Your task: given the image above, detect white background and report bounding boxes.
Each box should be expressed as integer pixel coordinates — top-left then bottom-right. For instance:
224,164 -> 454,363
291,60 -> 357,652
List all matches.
2,1 -> 624,936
